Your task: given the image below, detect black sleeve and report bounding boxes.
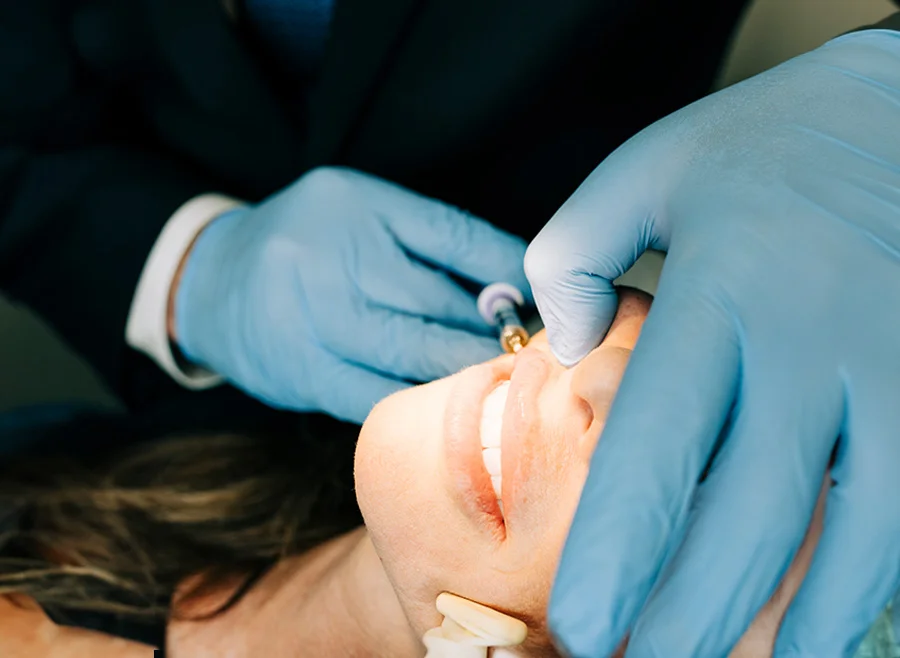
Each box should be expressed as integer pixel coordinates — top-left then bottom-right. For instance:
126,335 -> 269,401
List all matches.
853,10 -> 900,33
0,148 -> 216,403
0,1 -> 304,409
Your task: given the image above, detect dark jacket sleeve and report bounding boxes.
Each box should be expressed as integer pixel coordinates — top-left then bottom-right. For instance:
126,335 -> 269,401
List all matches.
854,3 -> 900,33
0,147 -> 215,403
864,12 -> 900,32
0,0 -> 304,408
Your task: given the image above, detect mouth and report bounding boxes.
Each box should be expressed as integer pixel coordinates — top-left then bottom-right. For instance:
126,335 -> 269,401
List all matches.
444,347 -> 551,539
479,381 -> 509,513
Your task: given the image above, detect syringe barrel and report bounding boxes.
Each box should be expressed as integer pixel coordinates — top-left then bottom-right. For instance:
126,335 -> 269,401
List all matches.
491,299 -> 522,328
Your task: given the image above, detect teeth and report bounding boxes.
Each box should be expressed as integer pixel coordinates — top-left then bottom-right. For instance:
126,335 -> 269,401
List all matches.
482,448 -> 501,476
479,382 -> 509,449
479,416 -> 502,449
480,382 -> 509,511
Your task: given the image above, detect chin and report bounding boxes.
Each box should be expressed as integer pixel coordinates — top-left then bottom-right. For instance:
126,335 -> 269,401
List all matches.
353,375 -> 451,552
354,388 -> 409,526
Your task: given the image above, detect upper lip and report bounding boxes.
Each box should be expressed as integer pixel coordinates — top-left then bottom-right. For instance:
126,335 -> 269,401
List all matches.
499,346 -> 551,530
442,347 -> 551,539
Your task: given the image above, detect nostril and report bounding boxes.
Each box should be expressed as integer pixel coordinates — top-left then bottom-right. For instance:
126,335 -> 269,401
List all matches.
575,398 -> 601,464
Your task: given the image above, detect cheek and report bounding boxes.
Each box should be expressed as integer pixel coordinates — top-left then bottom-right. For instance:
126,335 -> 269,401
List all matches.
504,455 -> 591,607
354,387 -> 440,555
354,398 -> 443,629
354,397 -> 407,525
570,347 -> 631,405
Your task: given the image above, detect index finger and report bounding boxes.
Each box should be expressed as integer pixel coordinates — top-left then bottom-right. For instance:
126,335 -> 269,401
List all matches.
548,271 -> 740,657
361,173 -> 531,298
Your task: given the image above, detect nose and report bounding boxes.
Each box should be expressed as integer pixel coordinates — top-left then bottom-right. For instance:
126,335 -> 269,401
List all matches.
569,346 -> 632,462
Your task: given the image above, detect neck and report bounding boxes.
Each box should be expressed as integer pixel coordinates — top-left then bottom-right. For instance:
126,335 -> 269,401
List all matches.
297,527 -> 423,656
167,528 -> 423,657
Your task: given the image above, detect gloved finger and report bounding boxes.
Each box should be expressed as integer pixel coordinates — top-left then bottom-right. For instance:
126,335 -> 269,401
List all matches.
306,350 -> 412,424
775,380 -> 900,657
332,304 -> 503,383
362,253 -> 493,334
624,364 -> 840,657
548,271 -> 739,658
365,177 -> 531,300
523,157 -> 661,367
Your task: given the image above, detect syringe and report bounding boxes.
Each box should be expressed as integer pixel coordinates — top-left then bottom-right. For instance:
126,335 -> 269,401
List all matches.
476,283 -> 529,354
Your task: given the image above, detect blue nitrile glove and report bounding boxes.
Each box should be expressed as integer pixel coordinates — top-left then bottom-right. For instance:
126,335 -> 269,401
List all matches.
524,30 -> 900,658
175,167 -> 530,424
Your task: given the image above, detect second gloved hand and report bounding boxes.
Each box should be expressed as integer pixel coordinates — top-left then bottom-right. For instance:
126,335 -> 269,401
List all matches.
174,167 -> 530,423
526,29 -> 900,658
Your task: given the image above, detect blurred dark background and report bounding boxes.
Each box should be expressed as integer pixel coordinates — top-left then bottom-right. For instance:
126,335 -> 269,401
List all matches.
0,0 -> 892,413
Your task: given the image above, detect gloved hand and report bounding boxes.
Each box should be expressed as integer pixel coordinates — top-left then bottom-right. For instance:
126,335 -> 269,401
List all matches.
525,30 -> 900,657
175,167 -> 529,424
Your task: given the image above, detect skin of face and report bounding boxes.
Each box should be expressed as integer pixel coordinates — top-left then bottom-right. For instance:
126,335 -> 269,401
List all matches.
23,288 -> 825,658
0,288 -> 829,658
354,288 -> 829,657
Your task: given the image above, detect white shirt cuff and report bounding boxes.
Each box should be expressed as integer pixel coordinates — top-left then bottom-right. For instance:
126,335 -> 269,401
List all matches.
126,193 -> 244,389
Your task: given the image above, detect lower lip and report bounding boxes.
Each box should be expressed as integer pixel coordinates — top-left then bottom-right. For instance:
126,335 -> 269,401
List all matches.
443,359 -> 513,538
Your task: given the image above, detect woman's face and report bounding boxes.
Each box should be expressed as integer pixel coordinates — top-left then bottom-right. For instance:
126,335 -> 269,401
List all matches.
354,288 -> 822,656
354,288 -> 650,652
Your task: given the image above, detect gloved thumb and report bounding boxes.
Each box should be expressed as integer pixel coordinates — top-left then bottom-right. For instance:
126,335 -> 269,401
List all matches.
524,148 -> 666,367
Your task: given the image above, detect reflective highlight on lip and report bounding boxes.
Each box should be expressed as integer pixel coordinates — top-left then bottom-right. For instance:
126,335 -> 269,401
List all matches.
499,347 -> 552,530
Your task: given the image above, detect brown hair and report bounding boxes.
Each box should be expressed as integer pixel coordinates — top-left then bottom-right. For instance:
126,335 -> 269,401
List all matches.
0,427 -> 362,621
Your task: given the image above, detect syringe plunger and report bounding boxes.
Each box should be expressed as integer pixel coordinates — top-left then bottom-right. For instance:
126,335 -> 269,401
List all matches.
476,283 -> 529,354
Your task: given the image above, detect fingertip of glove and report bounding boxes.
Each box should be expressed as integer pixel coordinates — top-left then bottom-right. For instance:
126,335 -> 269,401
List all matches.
547,334 -> 593,368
